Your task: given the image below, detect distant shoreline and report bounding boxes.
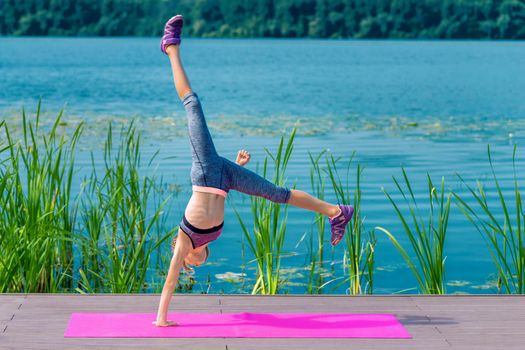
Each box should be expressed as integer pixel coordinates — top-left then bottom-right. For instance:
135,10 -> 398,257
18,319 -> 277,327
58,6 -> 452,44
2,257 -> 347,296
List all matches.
2,36 -> 525,42
2,0 -> 524,40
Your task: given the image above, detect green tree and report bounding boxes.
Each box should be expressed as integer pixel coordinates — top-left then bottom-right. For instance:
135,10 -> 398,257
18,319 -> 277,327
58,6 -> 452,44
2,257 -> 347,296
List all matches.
1,0 -> 524,39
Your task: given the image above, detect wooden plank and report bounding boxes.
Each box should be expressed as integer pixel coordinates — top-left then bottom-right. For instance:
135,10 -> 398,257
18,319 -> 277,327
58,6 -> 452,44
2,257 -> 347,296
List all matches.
21,294 -> 221,313
25,294 -> 220,307
420,311 -> 525,322
0,336 -> 227,350
0,296 -> 25,316
0,295 -> 25,335
412,295 -> 525,307
219,295 -> 416,304
219,295 -> 421,312
225,338 -> 451,350
2,295 -> 227,350
444,333 -> 525,346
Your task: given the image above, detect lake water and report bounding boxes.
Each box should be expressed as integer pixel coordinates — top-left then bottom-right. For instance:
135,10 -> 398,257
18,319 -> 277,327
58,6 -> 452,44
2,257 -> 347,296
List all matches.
1,37 -> 525,294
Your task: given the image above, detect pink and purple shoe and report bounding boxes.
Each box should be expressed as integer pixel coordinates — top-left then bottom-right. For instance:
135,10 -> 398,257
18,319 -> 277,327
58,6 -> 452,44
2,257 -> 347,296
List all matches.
160,15 -> 184,54
329,204 -> 354,246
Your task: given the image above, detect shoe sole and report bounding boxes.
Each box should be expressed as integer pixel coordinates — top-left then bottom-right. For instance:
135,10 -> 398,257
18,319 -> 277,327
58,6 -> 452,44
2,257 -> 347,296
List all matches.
166,15 -> 184,28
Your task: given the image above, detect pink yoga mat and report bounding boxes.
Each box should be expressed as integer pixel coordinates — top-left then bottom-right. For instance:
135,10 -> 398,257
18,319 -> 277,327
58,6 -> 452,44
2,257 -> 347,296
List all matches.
64,312 -> 411,338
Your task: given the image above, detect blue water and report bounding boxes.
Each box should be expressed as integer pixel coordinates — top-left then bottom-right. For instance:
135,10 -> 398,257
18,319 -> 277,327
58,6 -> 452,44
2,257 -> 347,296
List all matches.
1,37 -> 525,294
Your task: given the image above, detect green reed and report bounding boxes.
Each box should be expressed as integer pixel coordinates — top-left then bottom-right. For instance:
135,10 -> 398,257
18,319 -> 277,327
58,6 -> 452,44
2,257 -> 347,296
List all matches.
305,149 -> 328,294
234,128 -> 296,294
454,145 -> 525,294
76,123 -> 173,293
0,104 -> 81,292
377,169 -> 451,294
325,152 -> 376,294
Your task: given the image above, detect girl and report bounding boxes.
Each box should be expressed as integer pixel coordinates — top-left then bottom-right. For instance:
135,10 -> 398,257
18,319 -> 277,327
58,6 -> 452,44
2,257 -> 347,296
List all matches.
154,15 -> 354,327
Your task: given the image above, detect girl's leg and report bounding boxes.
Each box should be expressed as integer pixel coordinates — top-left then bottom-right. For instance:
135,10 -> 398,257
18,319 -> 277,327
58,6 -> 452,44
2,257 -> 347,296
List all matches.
166,44 -> 219,168
287,189 -> 341,218
223,158 -> 340,218
166,45 -> 192,99
224,157 -> 352,245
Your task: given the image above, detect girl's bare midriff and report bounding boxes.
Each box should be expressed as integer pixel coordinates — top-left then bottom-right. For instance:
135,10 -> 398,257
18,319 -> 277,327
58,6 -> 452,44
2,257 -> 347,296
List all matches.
184,191 -> 225,228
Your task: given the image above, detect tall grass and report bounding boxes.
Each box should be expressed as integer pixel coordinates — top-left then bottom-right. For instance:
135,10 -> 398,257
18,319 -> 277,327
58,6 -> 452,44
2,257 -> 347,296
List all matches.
234,129 -> 296,294
76,123 -> 173,293
325,152 -> 376,294
0,104 -> 81,292
377,169 -> 451,294
0,107 -> 174,293
304,149 -> 329,294
454,145 -> 525,294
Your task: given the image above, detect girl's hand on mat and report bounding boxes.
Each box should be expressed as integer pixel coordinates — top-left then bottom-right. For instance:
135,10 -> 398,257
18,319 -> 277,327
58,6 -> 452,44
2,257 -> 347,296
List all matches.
236,149 -> 251,166
152,320 -> 178,327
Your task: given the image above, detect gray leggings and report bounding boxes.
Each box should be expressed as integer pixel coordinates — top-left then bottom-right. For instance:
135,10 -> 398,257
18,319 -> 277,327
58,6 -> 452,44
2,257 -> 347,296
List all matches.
182,92 -> 291,203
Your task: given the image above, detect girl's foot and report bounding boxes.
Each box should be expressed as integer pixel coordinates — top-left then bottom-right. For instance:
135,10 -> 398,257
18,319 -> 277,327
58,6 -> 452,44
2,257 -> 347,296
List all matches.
329,204 -> 354,246
160,15 -> 184,54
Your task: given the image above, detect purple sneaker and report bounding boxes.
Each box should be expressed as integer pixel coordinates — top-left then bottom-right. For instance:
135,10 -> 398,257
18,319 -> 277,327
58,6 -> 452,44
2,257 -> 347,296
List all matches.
160,15 -> 184,54
329,204 -> 354,246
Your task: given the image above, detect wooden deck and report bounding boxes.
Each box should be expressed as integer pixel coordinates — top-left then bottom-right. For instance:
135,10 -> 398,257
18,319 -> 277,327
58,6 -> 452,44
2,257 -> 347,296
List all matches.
1,294 -> 524,349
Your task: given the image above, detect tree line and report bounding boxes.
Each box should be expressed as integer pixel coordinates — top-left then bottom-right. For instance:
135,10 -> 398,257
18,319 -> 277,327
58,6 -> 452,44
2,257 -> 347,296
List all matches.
1,0 -> 524,39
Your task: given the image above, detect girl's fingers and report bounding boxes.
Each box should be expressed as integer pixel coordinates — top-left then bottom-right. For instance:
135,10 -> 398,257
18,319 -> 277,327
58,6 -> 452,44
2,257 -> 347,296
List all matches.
237,150 -> 250,161
152,320 -> 178,327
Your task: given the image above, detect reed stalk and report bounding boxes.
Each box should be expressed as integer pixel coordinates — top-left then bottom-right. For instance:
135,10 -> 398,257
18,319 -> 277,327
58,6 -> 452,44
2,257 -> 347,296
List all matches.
377,169 -> 450,294
305,149 -> 328,294
233,128 -> 296,294
454,145 -> 525,294
0,103 -> 81,292
77,123 -> 173,293
325,152 -> 376,294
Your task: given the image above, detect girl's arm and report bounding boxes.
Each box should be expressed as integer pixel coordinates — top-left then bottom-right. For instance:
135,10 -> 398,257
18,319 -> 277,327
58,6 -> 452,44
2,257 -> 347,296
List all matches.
154,232 -> 191,326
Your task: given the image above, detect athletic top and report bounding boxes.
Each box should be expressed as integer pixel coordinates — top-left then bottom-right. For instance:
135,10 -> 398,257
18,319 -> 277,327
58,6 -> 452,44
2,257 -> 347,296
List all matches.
192,185 -> 228,198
